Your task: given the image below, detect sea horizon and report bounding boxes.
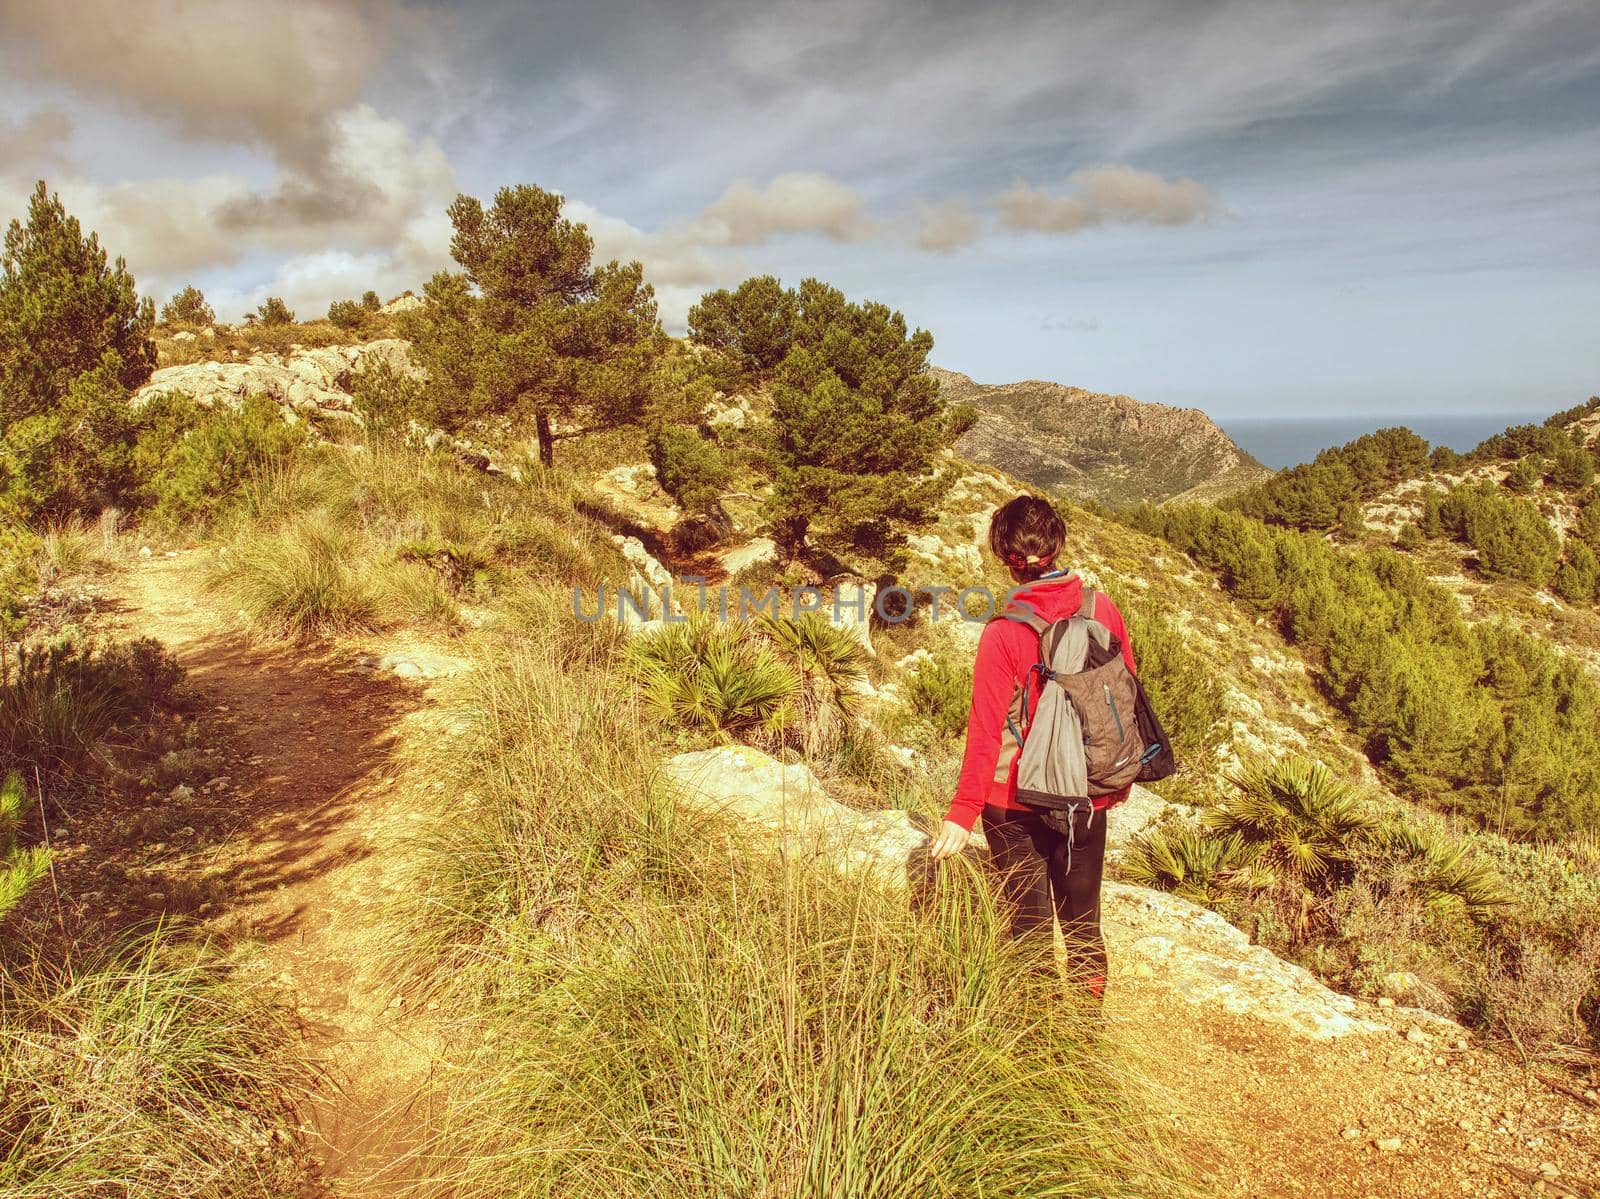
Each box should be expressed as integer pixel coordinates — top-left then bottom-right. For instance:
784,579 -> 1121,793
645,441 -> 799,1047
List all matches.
1219,411 -> 1538,471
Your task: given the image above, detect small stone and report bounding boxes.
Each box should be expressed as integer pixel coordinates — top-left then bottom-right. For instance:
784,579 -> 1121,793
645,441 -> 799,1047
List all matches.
1584,1089 -> 1598,1102
1377,997 -> 1396,1009
138,545 -> 153,558
1539,1163 -> 1559,1178
1434,1055 -> 1447,1066
1453,1038 -> 1468,1050
168,783 -> 193,801
1341,1126 -> 1363,1140
1380,970 -> 1420,1000
1131,961 -> 1155,979
1374,1137 -> 1404,1152
1405,1027 -> 1428,1044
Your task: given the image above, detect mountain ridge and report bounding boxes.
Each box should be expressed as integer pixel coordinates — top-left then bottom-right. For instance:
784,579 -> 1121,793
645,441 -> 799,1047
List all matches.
936,366 -> 1270,506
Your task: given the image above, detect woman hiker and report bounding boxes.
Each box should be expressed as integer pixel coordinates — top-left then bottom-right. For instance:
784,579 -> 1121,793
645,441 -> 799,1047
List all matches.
928,495 -> 1138,1000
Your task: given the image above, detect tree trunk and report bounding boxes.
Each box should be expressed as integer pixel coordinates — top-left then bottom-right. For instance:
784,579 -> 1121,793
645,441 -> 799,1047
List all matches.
535,407 -> 554,467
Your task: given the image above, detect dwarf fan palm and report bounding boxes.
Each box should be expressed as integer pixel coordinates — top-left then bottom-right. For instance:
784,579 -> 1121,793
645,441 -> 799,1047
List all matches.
1205,757 -> 1380,888
1119,823 -> 1275,907
629,616 -> 799,740
1376,819 -> 1513,921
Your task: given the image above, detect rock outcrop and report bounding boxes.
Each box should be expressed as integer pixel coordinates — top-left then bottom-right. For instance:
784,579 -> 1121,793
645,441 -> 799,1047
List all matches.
662,744 -> 1389,1042
936,367 -> 1269,505
132,339 -> 421,421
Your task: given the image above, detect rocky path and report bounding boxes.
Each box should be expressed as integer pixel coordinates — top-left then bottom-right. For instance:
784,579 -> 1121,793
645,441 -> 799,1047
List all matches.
109,553 -> 444,1195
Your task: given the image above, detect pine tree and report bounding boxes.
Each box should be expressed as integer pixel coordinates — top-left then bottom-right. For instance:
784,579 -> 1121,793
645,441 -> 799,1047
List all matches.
0,771 -> 50,924
405,185 -> 662,464
1,181 -> 153,420
0,182 -> 154,517
159,284 -> 214,327
688,274 -> 797,379
256,296 -> 294,326
763,279 -> 961,554
1555,542 -> 1599,604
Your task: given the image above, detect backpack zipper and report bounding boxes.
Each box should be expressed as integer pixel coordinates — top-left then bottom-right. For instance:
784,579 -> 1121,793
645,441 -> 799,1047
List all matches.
1104,683 -> 1126,740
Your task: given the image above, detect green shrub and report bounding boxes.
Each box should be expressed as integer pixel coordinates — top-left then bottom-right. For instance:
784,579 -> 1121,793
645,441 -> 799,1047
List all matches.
1438,482 -> 1560,586
629,616 -> 799,742
1549,446 -> 1595,491
327,298 -> 366,329
361,289 -> 381,312
0,936 -> 311,1195
351,357 -> 426,441
1395,522 -> 1424,551
1225,427 -> 1430,532
650,424 -> 730,514
1120,823 -> 1269,909
0,770 -> 50,923
1554,542 -> 1599,604
137,394 -> 306,531
1503,457 -> 1541,493
1121,602 -> 1224,766
0,352 -> 140,520
898,653 -> 973,738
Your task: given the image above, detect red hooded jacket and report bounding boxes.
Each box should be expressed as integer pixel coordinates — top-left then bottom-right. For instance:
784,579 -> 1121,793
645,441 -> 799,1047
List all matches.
944,571 -> 1137,832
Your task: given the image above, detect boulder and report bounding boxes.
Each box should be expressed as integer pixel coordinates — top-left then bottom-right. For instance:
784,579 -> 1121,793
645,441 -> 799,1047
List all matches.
1103,884 -> 1385,1040
720,537 -> 778,577
661,745 -> 965,890
829,579 -> 877,657
131,338 -> 421,419
661,743 -> 1389,1042
380,293 -> 425,314
1103,783 -> 1178,858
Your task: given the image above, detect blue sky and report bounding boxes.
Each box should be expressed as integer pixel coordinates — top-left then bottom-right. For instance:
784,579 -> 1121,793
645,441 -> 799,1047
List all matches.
1,0 -> 1596,418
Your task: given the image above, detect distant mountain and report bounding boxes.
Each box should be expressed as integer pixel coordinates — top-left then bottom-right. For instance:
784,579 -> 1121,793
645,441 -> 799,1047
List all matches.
936,368 -> 1269,506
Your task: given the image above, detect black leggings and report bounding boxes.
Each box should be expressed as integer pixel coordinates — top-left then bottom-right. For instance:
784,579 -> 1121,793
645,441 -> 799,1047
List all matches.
982,803 -> 1108,990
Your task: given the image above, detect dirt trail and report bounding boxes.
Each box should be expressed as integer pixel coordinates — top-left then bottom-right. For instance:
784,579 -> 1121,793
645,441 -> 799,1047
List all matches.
109,552 -> 441,1194
1113,988 -> 1599,1198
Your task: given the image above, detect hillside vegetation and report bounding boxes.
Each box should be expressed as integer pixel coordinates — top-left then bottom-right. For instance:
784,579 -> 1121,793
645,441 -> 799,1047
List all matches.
3,179 -> 1597,1193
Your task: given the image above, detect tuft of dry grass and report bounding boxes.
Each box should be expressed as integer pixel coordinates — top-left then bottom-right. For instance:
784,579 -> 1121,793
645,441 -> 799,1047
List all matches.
388,589 -> 1190,1198
0,934 -> 313,1197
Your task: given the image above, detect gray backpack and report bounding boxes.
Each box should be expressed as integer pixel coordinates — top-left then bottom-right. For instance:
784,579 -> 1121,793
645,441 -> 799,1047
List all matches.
993,592 -> 1152,816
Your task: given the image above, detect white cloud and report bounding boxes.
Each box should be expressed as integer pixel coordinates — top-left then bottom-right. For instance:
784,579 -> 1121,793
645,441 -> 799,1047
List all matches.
999,166 -> 1216,234
916,200 -> 981,252
688,171 -> 875,246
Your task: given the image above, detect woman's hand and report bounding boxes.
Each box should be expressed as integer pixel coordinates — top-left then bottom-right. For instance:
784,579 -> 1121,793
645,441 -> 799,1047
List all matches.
929,819 -> 972,862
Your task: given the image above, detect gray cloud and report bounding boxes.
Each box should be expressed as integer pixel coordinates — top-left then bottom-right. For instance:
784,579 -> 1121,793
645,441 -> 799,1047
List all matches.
0,0 -> 378,172
999,167 -> 1217,234
0,109 -> 74,172
916,200 -> 981,252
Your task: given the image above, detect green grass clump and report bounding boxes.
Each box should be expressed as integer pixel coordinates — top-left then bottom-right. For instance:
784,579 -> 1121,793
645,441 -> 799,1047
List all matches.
211,511 -> 379,638
392,592 -> 1187,1198
0,935 -> 312,1196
